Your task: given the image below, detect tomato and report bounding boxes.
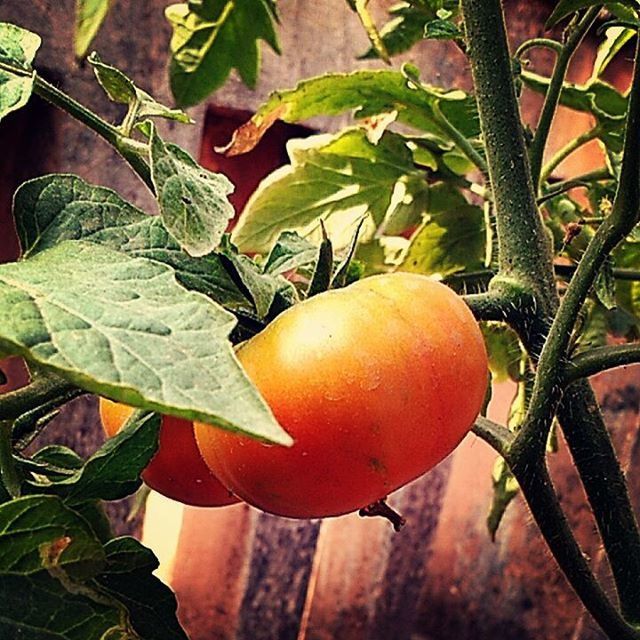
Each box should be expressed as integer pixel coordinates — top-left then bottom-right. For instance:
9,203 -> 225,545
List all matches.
99,399 -> 239,508
195,272 -> 488,519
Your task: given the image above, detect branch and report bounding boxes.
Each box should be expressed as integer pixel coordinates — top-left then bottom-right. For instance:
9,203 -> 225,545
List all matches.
509,455 -> 640,640
557,381 -> 640,624
471,416 -> 514,457
0,372 -> 77,421
529,8 -> 600,188
540,125 -> 602,184
461,0 -> 556,305
564,343 -> 640,383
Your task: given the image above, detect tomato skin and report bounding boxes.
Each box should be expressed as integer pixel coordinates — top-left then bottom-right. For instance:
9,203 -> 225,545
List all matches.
99,399 -> 239,508
195,272 -> 488,519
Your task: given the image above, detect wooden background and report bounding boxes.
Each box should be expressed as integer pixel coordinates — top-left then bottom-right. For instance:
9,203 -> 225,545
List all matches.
0,2 -> 638,639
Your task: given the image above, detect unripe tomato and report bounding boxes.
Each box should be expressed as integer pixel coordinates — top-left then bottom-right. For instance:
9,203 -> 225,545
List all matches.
99,399 -> 239,508
195,272 -> 488,519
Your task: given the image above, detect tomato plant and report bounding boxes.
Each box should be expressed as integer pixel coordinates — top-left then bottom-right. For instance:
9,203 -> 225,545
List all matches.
195,272 -> 488,518
0,1 -> 640,639
99,399 -> 238,507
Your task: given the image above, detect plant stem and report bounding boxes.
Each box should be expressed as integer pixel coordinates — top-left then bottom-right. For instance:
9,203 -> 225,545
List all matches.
554,264 -> 640,282
509,455 -> 640,640
431,101 -> 488,174
461,0 -> 556,307
540,125 -> 602,184
0,422 -> 20,498
0,60 -> 154,191
515,38 -> 563,58
0,373 -> 77,421
33,75 -> 154,190
558,380 -> 640,624
472,416 -> 514,457
564,343 -> 640,382
529,8 -> 600,188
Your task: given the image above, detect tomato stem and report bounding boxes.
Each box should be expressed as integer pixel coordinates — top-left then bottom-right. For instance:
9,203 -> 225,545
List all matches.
359,499 -> 406,532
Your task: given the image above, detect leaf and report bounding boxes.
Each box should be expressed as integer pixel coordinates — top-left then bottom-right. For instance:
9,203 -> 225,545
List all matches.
487,457 -> 519,540
74,0 -> 110,59
232,129 -> 428,253
331,218 -> 367,289
481,323 -> 523,383
149,122 -> 235,257
400,205 -> 486,278
521,70 -> 627,152
218,237 -> 294,318
166,0 -> 280,107
0,495 -> 105,579
14,174 -> 252,312
594,258 -> 617,310
0,23 -> 41,122
307,228 -> 334,298
263,231 -> 319,276
53,412 -> 161,503
424,18 -> 463,40
591,26 -> 637,80
221,70 -> 479,156
95,537 -> 188,639
0,240 -> 291,445
359,0 -> 460,59
88,53 -> 192,124
546,1 -> 640,28
0,572 -> 122,640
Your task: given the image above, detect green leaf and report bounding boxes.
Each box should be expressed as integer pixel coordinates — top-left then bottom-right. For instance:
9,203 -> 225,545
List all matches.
263,231 -> 319,276
166,0 -> 280,107
546,1 -> 639,28
53,412 -> 161,503
521,70 -> 627,152
481,323 -> 523,383
221,70 -> 479,156
359,0 -> 460,59
424,17 -> 463,40
0,572 -> 121,640
591,26 -> 637,80
400,204 -> 485,278
594,258 -> 617,310
218,237 -> 295,318
95,538 -> 186,638
88,53 -> 192,125
0,23 -> 41,122
95,537 -> 188,639
0,494 -> 105,579
232,129 -> 428,253
74,0 -> 111,58
487,457 -> 519,540
14,174 -> 252,312
149,123 -> 235,257
307,228 -> 334,298
0,241 -> 291,445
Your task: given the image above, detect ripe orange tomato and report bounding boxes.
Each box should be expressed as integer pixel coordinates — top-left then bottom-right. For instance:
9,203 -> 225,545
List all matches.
99,399 -> 239,508
195,272 -> 488,519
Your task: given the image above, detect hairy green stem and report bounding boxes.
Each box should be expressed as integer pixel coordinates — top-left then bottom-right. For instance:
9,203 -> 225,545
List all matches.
0,422 -> 20,498
33,75 -> 154,190
0,60 -> 154,191
565,343 -> 640,382
529,8 -> 600,188
461,0 -> 556,306
509,455 -> 640,640
540,125 -> 602,184
558,381 -> 640,624
472,416 -> 514,457
0,373 -> 77,421
431,101 -> 488,174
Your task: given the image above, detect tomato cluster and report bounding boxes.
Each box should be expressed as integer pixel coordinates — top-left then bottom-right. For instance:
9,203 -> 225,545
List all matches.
101,273 -> 488,518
